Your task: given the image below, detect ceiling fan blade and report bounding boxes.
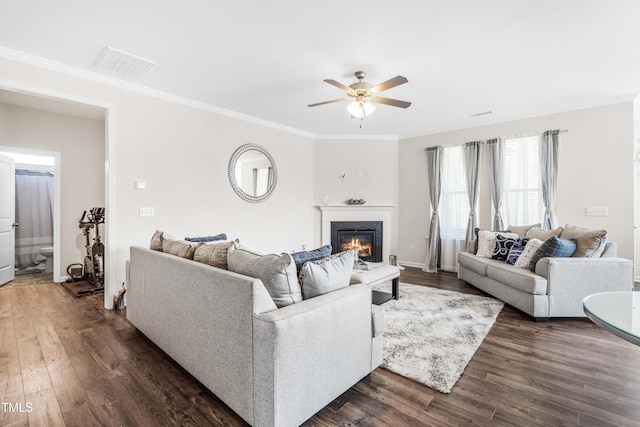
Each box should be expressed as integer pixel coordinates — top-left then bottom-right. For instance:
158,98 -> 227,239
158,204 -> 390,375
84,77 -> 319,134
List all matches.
307,98 -> 349,107
369,76 -> 408,93
323,79 -> 353,93
371,96 -> 412,108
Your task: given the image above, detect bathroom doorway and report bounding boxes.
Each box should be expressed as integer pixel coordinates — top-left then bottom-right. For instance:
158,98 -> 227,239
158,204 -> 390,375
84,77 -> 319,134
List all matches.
0,148 -> 61,283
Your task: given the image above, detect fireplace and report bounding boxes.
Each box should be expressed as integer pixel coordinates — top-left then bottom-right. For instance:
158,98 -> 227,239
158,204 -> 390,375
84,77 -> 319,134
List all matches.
330,221 -> 383,262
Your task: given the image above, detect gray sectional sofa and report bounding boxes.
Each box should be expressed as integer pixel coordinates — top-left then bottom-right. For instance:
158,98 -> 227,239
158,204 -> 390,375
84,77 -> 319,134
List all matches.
458,241 -> 633,320
127,246 -> 383,427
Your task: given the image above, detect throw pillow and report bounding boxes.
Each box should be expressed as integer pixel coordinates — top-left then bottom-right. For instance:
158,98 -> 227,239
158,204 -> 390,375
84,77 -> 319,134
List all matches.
299,250 -> 356,300
185,233 -> 227,243
492,233 -> 519,261
291,245 -> 332,274
527,236 -> 577,271
150,230 -> 164,251
525,227 -> 563,241
506,238 -> 529,265
227,247 -> 301,308
476,230 -> 519,259
506,224 -> 541,239
162,238 -> 201,259
193,241 -> 235,269
559,224 -> 607,257
514,238 -> 544,268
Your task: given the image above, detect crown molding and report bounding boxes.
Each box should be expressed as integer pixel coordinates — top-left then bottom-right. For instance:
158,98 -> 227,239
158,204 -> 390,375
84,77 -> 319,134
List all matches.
0,46 -> 315,138
313,134 -> 399,141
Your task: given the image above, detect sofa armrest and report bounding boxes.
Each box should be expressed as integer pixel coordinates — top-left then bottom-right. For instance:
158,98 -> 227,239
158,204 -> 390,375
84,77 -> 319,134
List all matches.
535,257 -> 633,316
252,284 -> 374,427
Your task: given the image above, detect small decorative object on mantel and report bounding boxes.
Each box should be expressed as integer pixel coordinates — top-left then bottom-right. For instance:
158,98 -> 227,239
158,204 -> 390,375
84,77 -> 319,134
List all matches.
346,199 -> 366,205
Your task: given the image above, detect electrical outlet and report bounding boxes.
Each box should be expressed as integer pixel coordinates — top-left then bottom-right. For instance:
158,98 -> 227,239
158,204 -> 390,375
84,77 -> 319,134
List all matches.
139,207 -> 154,217
586,207 -> 608,217
410,245 -> 415,253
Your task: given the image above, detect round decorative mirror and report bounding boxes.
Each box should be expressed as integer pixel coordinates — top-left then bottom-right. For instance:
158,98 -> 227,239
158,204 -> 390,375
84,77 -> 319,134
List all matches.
228,143 -> 277,203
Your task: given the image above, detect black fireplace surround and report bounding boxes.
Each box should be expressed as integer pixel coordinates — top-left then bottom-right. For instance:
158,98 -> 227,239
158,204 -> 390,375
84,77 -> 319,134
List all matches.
330,221 -> 383,262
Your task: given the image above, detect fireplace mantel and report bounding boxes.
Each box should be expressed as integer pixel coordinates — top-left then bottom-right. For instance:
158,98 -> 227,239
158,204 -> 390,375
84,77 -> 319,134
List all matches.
318,205 -> 395,263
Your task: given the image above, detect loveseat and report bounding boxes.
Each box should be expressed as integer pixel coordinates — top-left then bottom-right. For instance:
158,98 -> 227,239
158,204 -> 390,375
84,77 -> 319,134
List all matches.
127,245 -> 383,427
458,225 -> 633,320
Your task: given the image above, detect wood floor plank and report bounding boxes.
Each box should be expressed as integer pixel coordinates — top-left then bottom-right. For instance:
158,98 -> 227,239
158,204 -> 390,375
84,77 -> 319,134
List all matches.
4,270 -> 640,426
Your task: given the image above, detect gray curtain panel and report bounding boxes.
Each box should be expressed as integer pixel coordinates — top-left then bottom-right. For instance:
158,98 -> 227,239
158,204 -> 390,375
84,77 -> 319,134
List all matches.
541,130 -> 560,229
14,169 -> 54,269
486,138 -> 505,231
464,141 -> 482,251
423,146 -> 442,273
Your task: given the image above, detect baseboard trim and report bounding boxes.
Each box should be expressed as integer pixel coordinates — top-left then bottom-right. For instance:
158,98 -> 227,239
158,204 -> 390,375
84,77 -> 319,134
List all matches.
399,261 -> 424,269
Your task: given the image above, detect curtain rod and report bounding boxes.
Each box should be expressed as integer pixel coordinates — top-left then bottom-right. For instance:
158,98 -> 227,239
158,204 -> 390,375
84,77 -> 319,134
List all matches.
424,129 -> 569,150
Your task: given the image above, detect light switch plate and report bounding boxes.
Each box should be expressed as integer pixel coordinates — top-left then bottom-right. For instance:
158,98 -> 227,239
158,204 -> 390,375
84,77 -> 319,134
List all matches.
586,207 -> 608,217
139,207 -> 154,217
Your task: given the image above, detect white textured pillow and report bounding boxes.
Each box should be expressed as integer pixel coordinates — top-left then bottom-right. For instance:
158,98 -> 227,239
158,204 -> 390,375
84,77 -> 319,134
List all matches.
476,230 -> 498,258
514,238 -> 544,268
300,250 -> 356,299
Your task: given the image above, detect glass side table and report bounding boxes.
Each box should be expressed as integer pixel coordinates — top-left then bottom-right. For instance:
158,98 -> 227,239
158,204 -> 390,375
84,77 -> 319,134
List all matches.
583,291 -> 640,346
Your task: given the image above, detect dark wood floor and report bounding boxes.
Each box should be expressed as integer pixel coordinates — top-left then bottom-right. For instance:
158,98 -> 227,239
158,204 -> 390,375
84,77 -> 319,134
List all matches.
2,268 -> 640,426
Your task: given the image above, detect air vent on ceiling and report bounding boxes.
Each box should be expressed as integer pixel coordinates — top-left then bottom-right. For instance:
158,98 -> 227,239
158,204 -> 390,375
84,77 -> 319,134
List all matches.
95,46 -> 155,80
471,110 -> 494,117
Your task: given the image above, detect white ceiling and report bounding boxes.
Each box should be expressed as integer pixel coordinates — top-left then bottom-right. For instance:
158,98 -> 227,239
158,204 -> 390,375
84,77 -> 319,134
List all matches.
2,1 -> 640,138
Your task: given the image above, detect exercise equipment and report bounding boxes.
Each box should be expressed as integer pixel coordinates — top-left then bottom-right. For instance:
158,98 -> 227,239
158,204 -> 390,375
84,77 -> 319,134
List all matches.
66,207 -> 105,294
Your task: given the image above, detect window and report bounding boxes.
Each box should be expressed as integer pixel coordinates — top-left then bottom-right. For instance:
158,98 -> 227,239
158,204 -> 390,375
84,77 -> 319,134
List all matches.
440,145 -> 470,240
501,135 -> 544,226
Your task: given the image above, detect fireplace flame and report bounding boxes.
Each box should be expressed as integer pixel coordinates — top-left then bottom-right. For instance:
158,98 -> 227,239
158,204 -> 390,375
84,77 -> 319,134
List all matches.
343,236 -> 372,257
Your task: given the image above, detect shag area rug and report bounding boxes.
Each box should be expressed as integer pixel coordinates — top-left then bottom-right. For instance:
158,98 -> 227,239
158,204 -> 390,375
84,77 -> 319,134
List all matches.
377,282 -> 504,393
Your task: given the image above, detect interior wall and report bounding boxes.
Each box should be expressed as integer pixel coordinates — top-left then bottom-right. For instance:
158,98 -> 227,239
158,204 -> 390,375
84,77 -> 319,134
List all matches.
399,102 -> 635,266
0,56 -> 315,305
313,137 -> 400,255
0,104 -> 105,274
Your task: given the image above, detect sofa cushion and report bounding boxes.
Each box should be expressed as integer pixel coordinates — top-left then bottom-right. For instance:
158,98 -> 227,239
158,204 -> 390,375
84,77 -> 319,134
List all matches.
507,224 -> 541,239
227,247 -> 302,307
559,224 -> 607,257
193,241 -> 235,269
291,245 -> 332,274
162,238 -> 201,259
299,250 -> 356,299
487,263 -> 548,295
513,238 -> 544,268
525,227 -> 563,241
458,251 -> 501,276
505,238 -> 529,265
492,234 -> 520,261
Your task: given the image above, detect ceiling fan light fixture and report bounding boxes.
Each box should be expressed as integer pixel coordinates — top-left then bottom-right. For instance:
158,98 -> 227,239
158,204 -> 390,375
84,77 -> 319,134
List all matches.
347,100 -> 376,118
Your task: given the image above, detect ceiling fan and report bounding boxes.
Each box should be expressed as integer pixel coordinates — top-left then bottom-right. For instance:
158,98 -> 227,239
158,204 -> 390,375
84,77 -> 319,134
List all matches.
308,71 -> 411,119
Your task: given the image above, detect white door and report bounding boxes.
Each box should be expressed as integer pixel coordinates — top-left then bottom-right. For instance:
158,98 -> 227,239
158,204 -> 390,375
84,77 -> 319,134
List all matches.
0,154 -> 15,285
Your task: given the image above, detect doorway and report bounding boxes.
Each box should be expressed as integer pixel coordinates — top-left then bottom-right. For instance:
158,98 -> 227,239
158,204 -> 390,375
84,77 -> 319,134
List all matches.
0,82 -> 114,309
0,148 -> 61,282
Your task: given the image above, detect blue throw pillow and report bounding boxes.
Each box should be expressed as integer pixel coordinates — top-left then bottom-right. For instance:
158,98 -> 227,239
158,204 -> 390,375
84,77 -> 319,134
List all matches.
185,233 -> 227,243
291,245 -> 332,273
506,238 -> 529,265
528,236 -> 576,271
492,233 -> 519,261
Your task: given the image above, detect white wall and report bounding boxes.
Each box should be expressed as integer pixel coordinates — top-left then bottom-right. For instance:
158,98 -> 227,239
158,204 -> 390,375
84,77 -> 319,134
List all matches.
0,104 -> 105,275
399,102 -> 635,266
313,137 -> 400,255
0,55 -> 315,306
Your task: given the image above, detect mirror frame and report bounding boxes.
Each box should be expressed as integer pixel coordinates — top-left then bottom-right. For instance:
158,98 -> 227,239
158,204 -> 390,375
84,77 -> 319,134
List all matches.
228,143 -> 277,203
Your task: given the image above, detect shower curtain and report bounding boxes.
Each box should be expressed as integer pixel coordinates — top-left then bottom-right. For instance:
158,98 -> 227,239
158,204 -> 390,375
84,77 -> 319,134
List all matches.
14,169 -> 54,270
